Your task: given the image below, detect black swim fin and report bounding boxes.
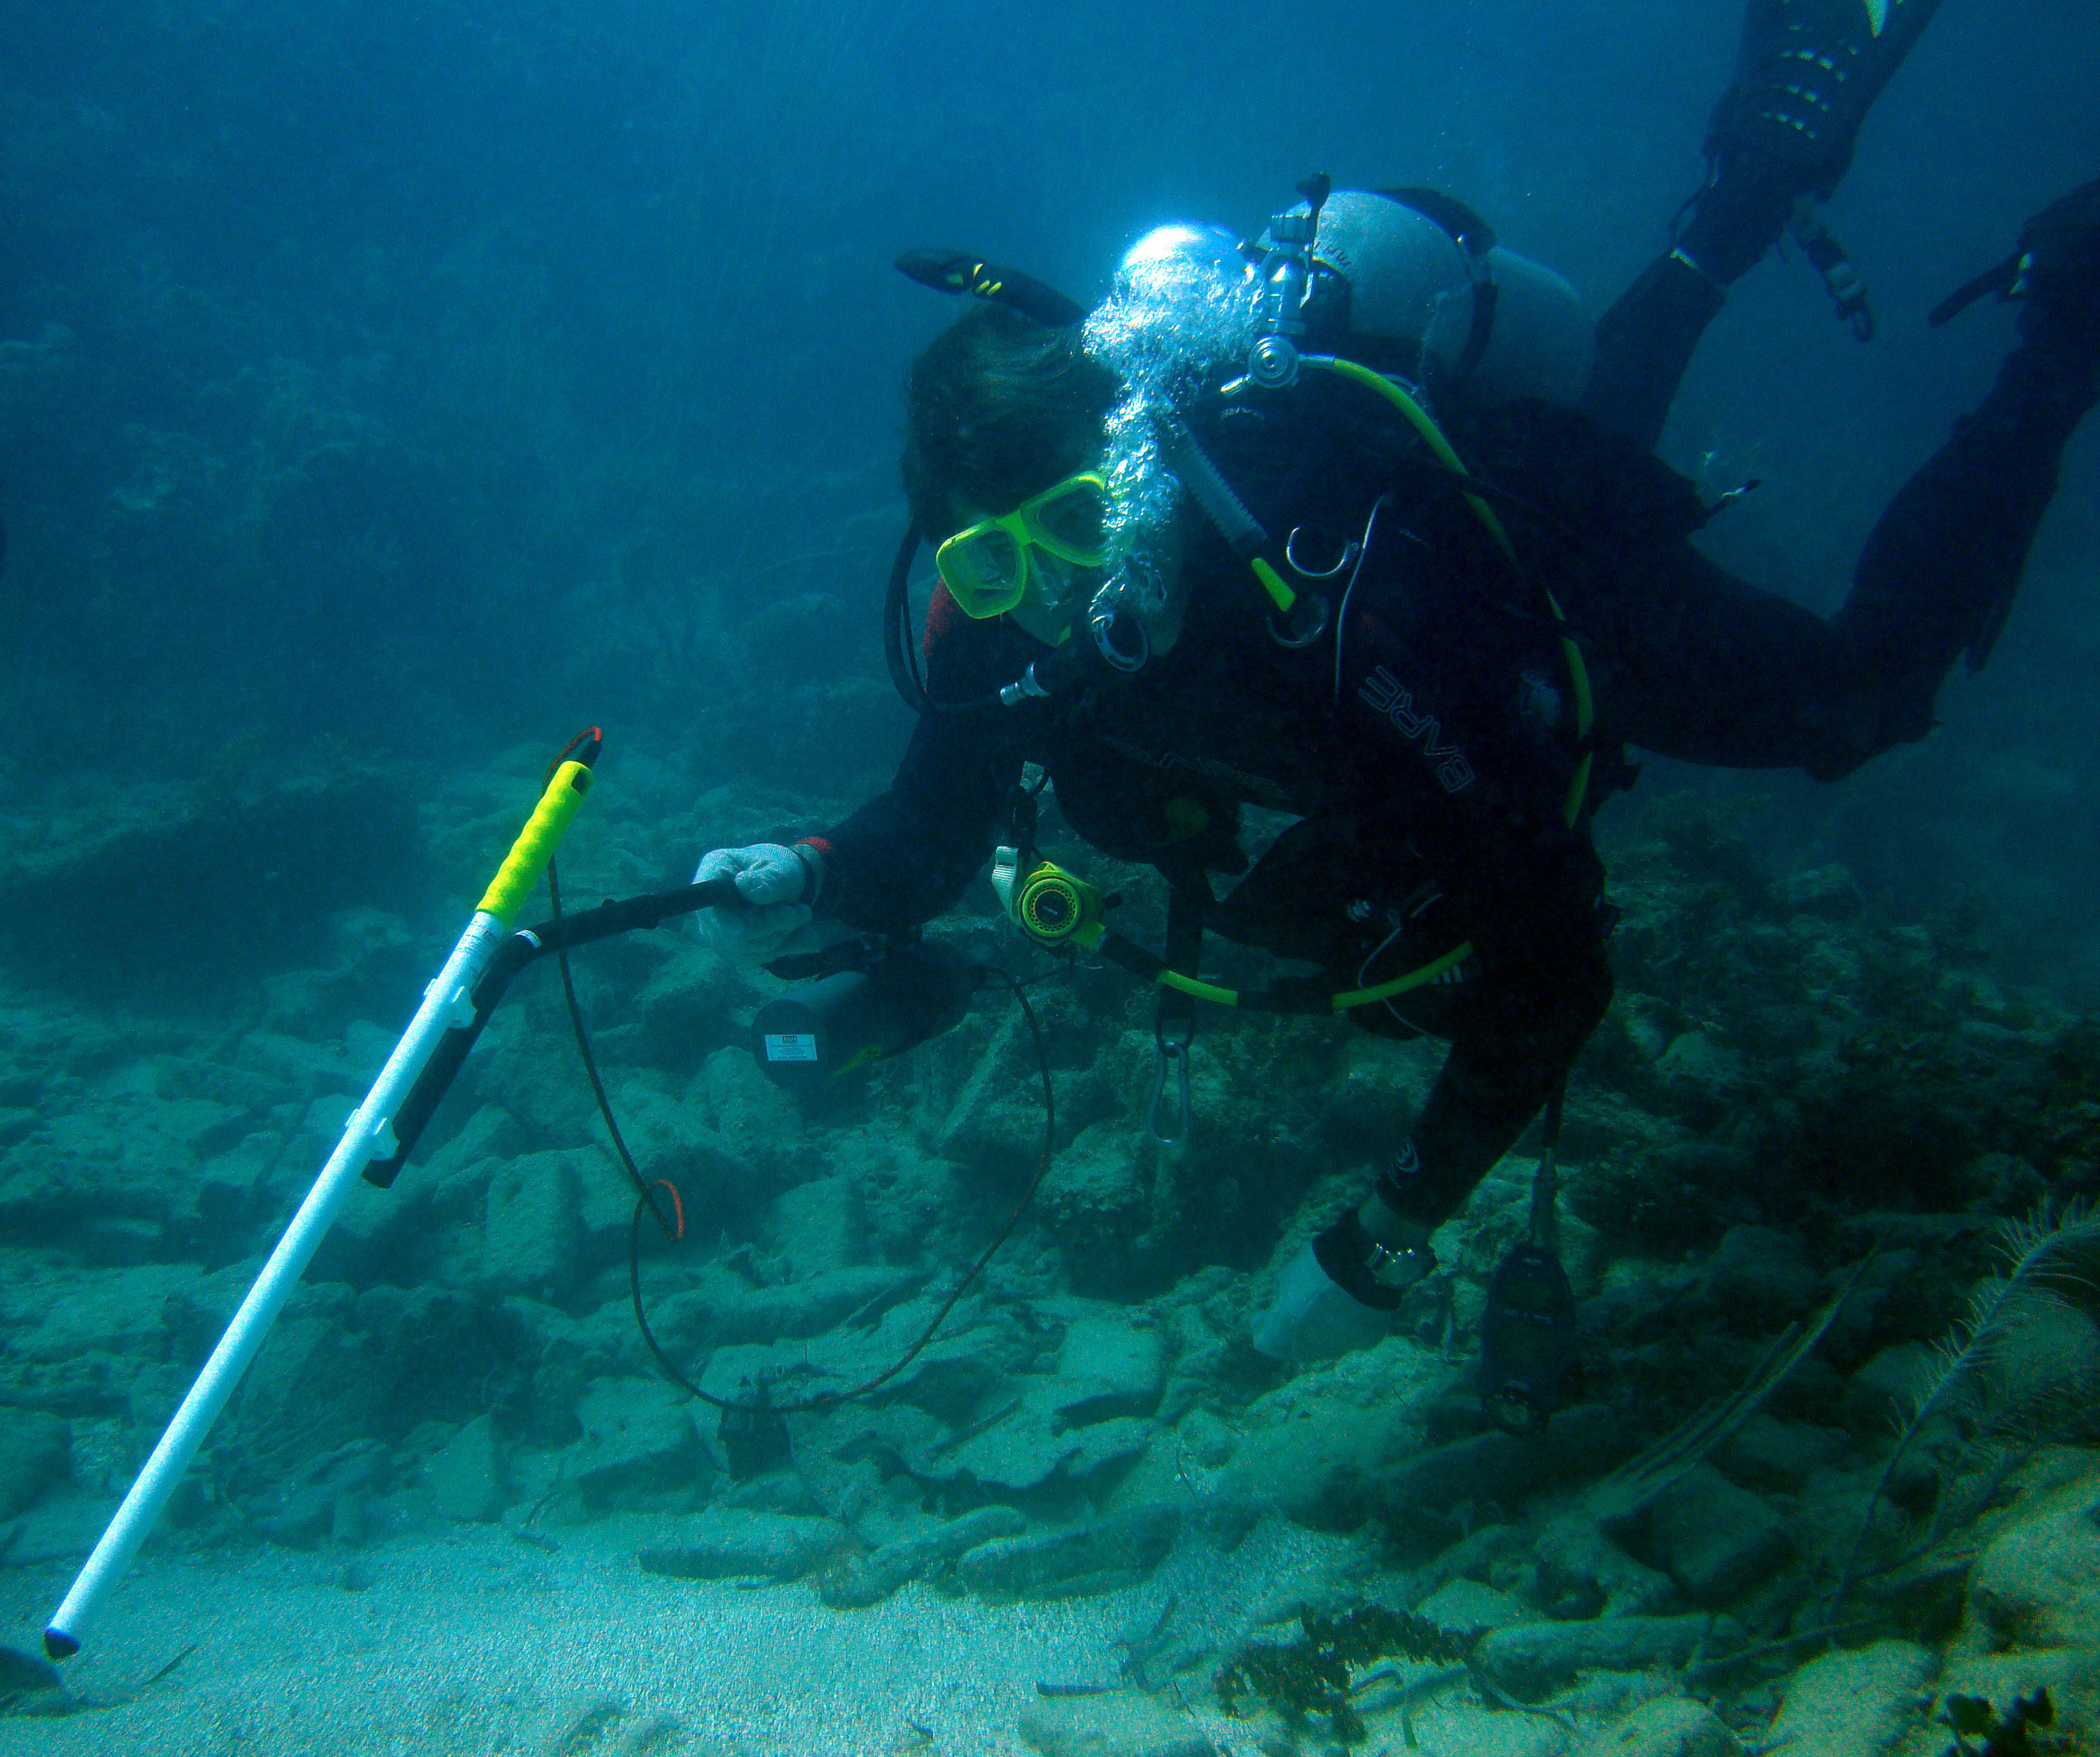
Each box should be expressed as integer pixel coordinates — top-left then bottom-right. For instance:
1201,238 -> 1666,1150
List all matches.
895,250 -> 1085,328
1706,0 -> 1948,201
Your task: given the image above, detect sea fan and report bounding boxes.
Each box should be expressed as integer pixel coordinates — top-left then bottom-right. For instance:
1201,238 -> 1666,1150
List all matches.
1831,1197 -> 2100,1608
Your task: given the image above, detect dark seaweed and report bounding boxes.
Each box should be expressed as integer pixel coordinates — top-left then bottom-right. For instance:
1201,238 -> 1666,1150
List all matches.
1942,1690 -> 2066,1757
1215,1607 -> 1483,1744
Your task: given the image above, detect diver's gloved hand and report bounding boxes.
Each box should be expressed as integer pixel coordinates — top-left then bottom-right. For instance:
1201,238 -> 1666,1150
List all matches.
692,843 -> 822,967
1930,180 -> 2100,356
1252,1209 -> 1431,1364
2013,180 -> 2100,340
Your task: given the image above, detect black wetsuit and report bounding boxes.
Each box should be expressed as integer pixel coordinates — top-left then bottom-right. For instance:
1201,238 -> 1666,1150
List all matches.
804,265 -> 2096,1235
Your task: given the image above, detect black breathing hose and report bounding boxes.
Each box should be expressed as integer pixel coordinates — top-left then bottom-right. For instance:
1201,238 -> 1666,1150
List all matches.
883,523 -> 1006,716
542,857 -> 1059,1419
882,523 -> 931,714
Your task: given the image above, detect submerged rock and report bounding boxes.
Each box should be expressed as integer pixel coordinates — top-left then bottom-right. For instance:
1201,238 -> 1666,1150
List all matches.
1570,1697 -> 1743,1757
766,1176 -> 867,1278
250,1438 -> 388,1548
480,1150 -> 585,1303
697,1046 -> 805,1185
1414,1576 -> 1539,1631
1534,1513 -> 1679,1618
0,768 -> 419,994
428,1414 -> 506,1524
1478,1614 -> 1738,1696
1701,1225 -> 1822,1323
1771,865 -> 1865,920
956,1506 -> 1179,1602
1052,1317 -> 1167,1425
572,1379 -> 706,1512
1215,1338 -> 1457,1529
928,1399 -> 1154,1499
659,1263 -> 916,1348
1383,1403 -> 1628,1534
1961,1460 -> 2100,1654
1031,1121 -> 1154,1290
590,1080 -> 781,1234
1843,1343 -> 1940,1438
817,1505 -> 1026,1608
219,1309 -> 385,1489
635,1507 -> 853,1581
1768,1639 -> 1937,1757
696,1303 -> 1017,1433
1641,1463 -> 1794,1604
1714,1413 -> 1850,1493
0,1408 -> 71,1518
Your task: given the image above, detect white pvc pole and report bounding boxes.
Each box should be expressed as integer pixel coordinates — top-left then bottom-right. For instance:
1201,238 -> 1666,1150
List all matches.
42,911 -> 507,1660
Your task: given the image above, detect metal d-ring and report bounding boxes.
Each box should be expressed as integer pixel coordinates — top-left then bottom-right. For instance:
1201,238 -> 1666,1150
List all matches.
1267,592 -> 1331,650
1284,526 -> 1360,580
1147,1027 -> 1194,1146
1089,605 -> 1151,674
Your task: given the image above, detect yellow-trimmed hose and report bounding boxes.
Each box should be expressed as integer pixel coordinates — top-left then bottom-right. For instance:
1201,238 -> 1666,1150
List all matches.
1129,360 -> 1601,1019
1026,365 -> 1600,1020
1326,939 -> 1474,1010
475,759 -> 594,926
1305,354 -> 1595,831
1147,937 -> 1473,1013
1156,969 -> 1242,1008
1312,356 -> 1519,565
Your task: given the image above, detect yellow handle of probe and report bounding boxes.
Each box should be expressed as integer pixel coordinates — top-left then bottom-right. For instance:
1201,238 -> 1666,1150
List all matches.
475,759 -> 594,926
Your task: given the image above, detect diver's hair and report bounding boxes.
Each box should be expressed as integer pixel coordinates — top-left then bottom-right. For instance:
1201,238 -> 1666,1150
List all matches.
900,305 -> 1120,538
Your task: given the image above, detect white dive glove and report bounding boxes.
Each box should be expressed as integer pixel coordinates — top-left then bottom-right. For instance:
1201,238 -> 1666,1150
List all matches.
693,843 -> 823,967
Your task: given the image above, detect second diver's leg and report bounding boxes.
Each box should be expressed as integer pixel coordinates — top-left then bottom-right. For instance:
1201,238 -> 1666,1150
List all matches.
1581,253 -> 1732,455
1587,183 -> 2099,782
1374,931 -> 1614,1235
1830,183 -> 2100,746
1582,0 -> 1946,449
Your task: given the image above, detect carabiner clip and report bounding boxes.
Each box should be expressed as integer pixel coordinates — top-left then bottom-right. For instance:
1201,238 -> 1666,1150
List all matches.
1147,1031 -> 1194,1146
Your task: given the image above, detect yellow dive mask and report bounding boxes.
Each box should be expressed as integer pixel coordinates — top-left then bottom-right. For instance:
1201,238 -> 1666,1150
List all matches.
934,471 -> 1110,622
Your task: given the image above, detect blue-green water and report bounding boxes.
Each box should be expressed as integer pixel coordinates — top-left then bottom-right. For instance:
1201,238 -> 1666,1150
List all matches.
2,4 -> 2097,1752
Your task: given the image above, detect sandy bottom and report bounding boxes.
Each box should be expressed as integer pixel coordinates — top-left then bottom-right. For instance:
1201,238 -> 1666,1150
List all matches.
2,1523 -> 1271,1756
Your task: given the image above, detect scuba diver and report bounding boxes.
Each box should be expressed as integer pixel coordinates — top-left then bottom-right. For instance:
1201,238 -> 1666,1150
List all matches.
692,0 -> 2100,1377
